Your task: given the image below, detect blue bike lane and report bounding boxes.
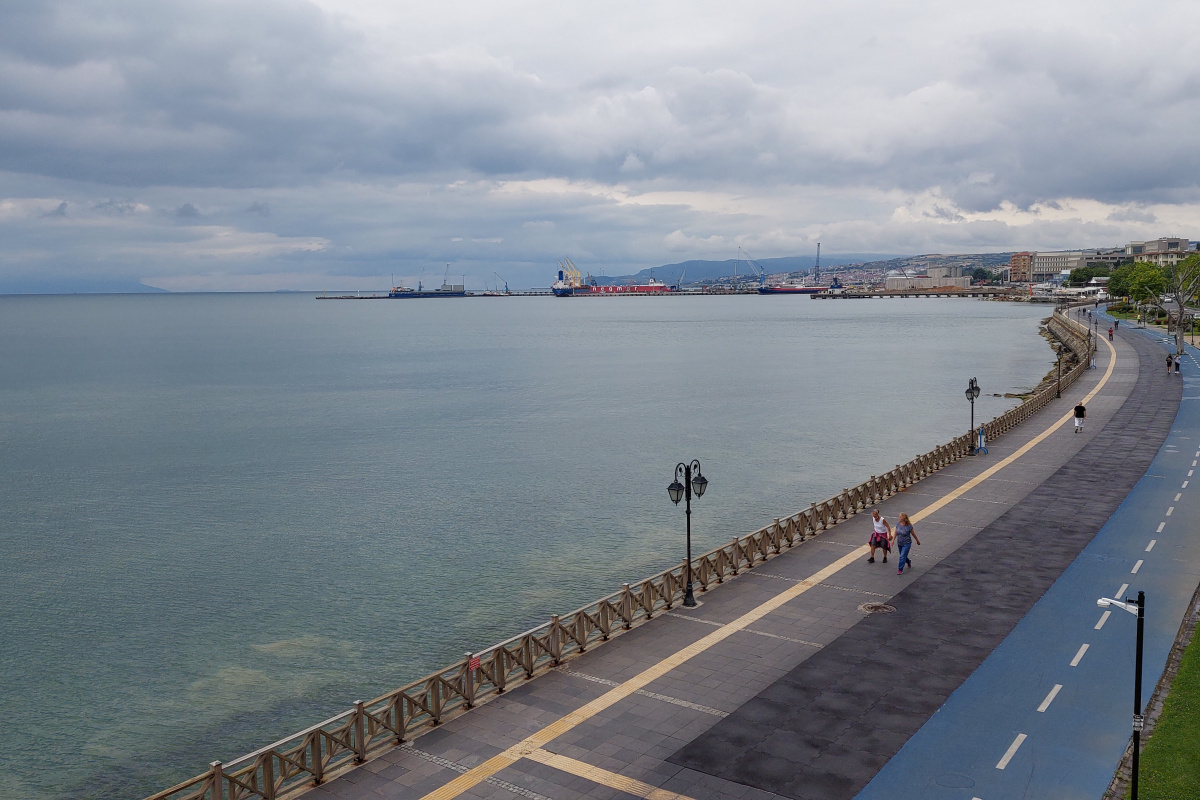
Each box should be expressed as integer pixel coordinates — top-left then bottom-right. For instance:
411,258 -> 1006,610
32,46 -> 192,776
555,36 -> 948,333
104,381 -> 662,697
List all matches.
857,317 -> 1200,800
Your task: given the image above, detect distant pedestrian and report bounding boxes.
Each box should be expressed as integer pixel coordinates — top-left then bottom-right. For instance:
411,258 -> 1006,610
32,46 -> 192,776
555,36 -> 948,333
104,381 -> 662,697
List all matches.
1074,402 -> 1086,433
867,509 -> 892,564
894,513 -> 920,574
1108,326 -> 1114,341
1168,354 -> 1174,375
1175,354 -> 1181,375
1114,319 -> 1119,330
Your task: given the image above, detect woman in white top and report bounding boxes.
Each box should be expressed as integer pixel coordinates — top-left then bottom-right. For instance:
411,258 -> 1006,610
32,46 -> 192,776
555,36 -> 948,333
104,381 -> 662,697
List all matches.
868,509 -> 892,564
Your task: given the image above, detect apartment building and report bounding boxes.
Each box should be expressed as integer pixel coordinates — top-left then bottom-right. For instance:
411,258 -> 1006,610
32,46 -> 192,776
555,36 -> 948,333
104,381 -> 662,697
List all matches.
1126,238 -> 1193,267
1009,252 -> 1033,282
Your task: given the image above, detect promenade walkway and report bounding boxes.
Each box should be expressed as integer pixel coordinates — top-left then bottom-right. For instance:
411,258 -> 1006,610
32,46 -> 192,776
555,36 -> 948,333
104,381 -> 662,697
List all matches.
308,320 -> 1191,800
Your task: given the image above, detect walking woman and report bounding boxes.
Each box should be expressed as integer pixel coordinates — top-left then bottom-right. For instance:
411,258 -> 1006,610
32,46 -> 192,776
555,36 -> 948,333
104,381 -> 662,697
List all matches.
894,513 -> 920,574
867,509 -> 892,564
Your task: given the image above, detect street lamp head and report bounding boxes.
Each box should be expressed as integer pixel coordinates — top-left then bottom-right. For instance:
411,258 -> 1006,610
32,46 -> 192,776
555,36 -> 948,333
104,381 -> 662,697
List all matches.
667,480 -> 685,505
692,472 -> 708,498
1097,598 -> 1111,608
966,377 -> 980,401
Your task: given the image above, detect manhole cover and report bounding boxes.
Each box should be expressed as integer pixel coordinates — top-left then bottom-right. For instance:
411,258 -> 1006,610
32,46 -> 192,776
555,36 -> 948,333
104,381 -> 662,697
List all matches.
859,602 -> 896,613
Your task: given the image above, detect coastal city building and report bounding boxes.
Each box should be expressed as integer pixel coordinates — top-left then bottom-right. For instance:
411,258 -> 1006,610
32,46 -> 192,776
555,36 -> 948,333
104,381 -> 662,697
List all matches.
1009,252 -> 1033,282
883,275 -> 973,290
1126,237 -> 1194,267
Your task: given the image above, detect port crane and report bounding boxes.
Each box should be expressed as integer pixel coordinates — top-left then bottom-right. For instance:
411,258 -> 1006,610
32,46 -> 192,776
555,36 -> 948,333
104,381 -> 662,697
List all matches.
736,246 -> 767,288
493,273 -> 510,294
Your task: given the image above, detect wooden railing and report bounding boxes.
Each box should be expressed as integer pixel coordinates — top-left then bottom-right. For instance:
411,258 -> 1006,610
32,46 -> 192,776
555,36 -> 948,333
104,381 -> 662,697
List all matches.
147,309 -> 1095,800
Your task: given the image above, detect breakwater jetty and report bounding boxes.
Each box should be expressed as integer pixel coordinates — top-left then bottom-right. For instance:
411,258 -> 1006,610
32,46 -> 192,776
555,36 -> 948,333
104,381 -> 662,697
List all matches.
147,307 -> 1198,800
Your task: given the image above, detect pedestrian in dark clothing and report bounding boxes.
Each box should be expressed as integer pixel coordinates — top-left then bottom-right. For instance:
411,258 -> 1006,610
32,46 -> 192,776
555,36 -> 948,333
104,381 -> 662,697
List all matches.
1168,354 -> 1174,375
1074,403 -> 1086,433
1108,327 -> 1113,341
894,513 -> 920,574
1114,319 -> 1119,330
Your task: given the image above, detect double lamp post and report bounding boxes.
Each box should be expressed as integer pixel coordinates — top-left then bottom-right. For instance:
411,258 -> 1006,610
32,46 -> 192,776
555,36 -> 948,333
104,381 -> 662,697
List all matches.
966,377 -> 981,455
667,460 -> 708,607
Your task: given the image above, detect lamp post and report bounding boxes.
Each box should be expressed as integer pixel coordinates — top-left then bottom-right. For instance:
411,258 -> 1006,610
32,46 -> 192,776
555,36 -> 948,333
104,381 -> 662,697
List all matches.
1097,592 -> 1145,800
667,460 -> 708,607
1056,344 -> 1064,399
965,378 -> 980,455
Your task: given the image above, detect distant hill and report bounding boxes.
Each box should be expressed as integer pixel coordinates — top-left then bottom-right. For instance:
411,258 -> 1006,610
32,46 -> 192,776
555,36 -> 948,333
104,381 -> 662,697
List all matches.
601,254 -> 902,285
0,278 -> 168,295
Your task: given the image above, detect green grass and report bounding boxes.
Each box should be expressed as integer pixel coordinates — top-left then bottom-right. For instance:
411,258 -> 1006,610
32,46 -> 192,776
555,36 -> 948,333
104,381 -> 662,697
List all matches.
1136,622 -> 1200,799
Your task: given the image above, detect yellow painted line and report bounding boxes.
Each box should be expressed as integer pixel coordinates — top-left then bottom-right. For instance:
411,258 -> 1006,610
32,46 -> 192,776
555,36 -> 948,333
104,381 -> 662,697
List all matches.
419,548 -> 866,799
525,748 -> 695,800
420,332 -> 1120,800
910,333 -> 1117,524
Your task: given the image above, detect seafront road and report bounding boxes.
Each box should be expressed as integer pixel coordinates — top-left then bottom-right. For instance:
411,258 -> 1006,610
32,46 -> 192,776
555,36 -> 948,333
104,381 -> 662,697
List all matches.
308,317 -> 1194,800
850,314 -> 1200,800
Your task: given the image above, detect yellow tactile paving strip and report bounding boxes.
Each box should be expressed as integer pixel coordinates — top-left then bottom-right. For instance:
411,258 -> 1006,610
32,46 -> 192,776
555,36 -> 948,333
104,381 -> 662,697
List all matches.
420,335 -> 1118,800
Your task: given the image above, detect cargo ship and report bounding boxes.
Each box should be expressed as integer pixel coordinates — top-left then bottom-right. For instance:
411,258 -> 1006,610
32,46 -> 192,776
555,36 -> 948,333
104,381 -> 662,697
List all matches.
551,258 -> 678,297
758,276 -> 842,295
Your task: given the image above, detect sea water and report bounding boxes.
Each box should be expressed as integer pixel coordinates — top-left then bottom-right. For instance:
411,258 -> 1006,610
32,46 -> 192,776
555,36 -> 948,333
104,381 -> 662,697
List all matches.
0,293 -> 1052,799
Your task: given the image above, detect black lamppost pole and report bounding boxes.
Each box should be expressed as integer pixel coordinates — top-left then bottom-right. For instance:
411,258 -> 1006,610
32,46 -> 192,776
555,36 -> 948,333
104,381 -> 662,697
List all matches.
965,378 -> 980,455
668,460 -> 708,607
1097,591 -> 1146,800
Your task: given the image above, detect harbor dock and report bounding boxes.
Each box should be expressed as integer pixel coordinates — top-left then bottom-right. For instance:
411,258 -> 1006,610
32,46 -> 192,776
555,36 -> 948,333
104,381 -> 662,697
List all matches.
150,309 -> 1199,800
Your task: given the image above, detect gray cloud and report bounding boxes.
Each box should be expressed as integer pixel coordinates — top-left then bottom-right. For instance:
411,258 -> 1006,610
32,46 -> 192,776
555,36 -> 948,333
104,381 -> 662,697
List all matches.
1,0 -> 1199,290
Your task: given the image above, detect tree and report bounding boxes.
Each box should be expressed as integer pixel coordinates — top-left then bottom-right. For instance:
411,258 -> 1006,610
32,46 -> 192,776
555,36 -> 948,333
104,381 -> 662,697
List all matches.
1068,264 -> 1110,286
1162,253 -> 1200,354
1108,261 -> 1165,300
971,267 -> 994,283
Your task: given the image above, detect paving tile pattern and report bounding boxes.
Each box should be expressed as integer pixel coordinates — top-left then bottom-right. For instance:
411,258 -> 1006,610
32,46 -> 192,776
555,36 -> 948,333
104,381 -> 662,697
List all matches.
669,331 -> 1182,800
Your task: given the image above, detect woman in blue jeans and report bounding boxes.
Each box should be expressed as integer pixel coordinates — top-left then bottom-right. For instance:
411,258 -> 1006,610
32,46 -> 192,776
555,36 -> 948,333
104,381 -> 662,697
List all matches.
894,513 -> 921,574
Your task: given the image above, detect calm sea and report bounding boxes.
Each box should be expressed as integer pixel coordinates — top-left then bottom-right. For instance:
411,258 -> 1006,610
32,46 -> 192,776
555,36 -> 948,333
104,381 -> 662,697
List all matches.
0,293 -> 1051,799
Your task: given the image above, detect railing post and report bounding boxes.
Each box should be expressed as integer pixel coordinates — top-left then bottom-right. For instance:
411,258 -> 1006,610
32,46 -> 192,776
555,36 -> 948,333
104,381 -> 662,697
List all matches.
621,584 -> 633,629
209,761 -> 224,800
463,652 -> 476,708
550,615 -> 562,664
353,700 -> 367,762
311,730 -> 325,784
261,754 -> 276,800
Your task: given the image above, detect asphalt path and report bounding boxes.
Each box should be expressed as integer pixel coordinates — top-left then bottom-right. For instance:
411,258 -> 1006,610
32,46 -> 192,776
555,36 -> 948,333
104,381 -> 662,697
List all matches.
855,313 -> 1200,800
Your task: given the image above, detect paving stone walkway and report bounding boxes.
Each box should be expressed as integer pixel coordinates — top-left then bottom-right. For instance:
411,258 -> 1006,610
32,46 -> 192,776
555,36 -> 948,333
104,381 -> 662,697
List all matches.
671,326 -> 1180,800
305,322 -> 1175,800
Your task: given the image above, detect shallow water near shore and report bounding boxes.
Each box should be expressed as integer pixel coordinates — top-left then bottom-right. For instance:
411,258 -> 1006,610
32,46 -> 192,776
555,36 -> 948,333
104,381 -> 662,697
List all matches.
0,293 -> 1051,799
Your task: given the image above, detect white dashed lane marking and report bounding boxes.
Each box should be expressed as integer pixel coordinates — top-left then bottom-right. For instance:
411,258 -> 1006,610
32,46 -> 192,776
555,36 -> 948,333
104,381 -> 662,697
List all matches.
1095,611 -> 1111,630
1167,507 -> 1175,516
1157,522 -> 1166,533
1070,643 -> 1089,667
996,734 -> 1027,770
1132,560 -> 1144,574
1037,684 -> 1063,713
1147,540 -> 1157,552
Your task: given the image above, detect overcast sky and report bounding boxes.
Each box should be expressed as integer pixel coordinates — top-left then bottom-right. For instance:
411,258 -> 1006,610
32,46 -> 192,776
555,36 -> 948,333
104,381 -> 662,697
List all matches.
2,0 -> 1198,291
